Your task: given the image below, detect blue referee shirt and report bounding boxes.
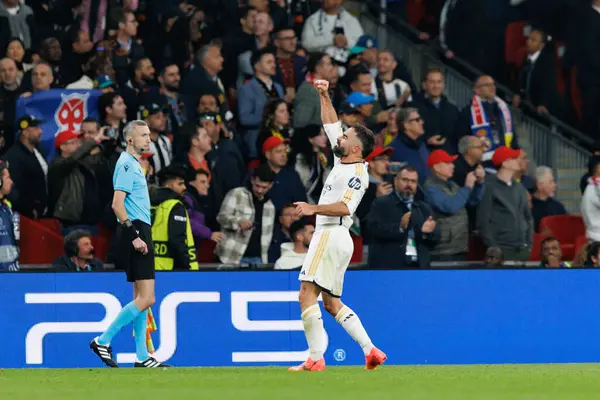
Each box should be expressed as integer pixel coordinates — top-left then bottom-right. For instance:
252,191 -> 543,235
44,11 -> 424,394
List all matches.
113,152 -> 151,225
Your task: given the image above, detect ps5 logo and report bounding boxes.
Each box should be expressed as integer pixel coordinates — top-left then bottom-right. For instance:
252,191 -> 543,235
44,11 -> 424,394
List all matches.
24,291 -> 326,365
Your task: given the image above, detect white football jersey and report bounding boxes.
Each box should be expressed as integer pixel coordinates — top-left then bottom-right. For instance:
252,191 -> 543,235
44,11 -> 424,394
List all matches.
316,122 -> 369,229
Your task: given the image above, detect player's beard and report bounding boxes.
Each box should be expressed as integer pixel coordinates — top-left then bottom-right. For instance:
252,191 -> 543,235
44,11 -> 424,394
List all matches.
333,145 -> 347,158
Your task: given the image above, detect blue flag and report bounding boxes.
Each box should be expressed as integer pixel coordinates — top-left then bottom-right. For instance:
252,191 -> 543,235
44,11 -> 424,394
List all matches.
15,89 -> 102,160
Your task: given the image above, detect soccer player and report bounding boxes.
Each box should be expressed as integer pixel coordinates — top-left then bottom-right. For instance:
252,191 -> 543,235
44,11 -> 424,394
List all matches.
90,120 -> 169,369
289,80 -> 387,372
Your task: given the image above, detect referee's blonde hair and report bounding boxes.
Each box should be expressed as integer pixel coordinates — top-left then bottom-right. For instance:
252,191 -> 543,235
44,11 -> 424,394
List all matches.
123,120 -> 148,139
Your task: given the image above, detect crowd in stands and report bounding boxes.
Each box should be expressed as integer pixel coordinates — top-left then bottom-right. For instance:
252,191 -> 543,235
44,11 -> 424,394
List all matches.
0,0 -> 598,273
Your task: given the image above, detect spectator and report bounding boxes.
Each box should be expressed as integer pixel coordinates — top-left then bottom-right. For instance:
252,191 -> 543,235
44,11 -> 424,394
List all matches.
539,237 -> 571,268
367,165 -> 440,269
48,130 -> 104,236
215,164 -> 276,265
262,136 -> 307,212
573,0 -> 600,137
374,106 -> 399,147
0,160 -> 17,271
458,75 -> 518,171
98,92 -> 127,142
515,150 -> 535,193
581,157 -> 600,243
180,44 -> 228,121
275,219 -> 315,270
238,48 -> 284,159
512,29 -> 560,116
185,125 -> 211,178
477,146 -> 533,261
158,63 -> 187,134
222,6 -> 257,92
0,58 -> 23,151
293,52 -> 334,128
531,166 -> 567,232
111,8 -> 144,87
125,56 -> 155,97
62,30 -> 95,87
584,241 -> 600,267
3,115 -> 47,219
352,35 -> 378,77
338,100 -> 362,130
151,165 -> 198,271
452,136 -> 485,186
372,50 -> 412,111
199,112 -> 245,228
290,124 -> 332,204
248,0 -> 287,32
237,11 -> 274,89
80,118 -> 100,141
268,203 -> 300,262
483,247 -> 504,268
356,146 -> 393,257
580,143 -> 600,194
0,0 -> 36,53
183,168 -> 224,246
257,99 -> 291,161
52,229 -> 104,272
424,150 -> 485,261
22,62 -> 54,97
348,66 -> 387,131
273,25 -> 307,95
5,38 -> 32,74
411,68 -> 459,152
141,100 -> 172,178
389,107 -> 429,184
301,0 -> 363,53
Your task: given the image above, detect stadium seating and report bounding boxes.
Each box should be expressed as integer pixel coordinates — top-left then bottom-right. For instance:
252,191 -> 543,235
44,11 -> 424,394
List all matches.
538,215 -> 585,260
19,216 -> 63,264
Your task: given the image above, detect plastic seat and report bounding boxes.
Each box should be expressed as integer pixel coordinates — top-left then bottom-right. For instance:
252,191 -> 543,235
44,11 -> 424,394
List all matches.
538,215 -> 585,260
529,233 -> 552,262
20,216 -> 64,264
505,21 -> 528,65
350,234 -> 363,263
196,239 -> 217,263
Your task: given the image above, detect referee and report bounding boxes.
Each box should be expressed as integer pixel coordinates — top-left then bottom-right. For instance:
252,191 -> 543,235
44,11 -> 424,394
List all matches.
90,120 -> 169,369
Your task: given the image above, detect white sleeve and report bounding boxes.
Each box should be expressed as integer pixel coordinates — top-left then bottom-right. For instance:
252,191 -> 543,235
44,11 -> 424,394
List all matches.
344,15 -> 364,49
340,167 -> 368,215
302,12 -> 334,52
323,121 -> 343,149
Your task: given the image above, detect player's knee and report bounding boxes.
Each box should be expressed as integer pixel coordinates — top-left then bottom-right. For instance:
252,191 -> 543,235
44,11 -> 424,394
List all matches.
298,287 -> 317,308
323,301 -> 337,316
139,294 -> 155,310
323,297 -> 343,316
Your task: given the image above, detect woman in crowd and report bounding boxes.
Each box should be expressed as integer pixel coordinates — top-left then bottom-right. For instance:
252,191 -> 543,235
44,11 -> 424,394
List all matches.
256,98 -> 292,162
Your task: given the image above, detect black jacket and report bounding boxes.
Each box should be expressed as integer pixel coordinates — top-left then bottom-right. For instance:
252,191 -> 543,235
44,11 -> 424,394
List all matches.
517,50 -> 560,114
3,141 -> 47,218
52,254 -> 104,271
410,92 -> 460,152
367,193 -> 440,269
150,187 -> 192,270
274,55 -> 307,90
180,65 -> 229,120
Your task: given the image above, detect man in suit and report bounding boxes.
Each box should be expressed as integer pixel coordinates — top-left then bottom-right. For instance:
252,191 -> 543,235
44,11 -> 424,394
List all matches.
237,48 -> 284,159
367,165 -> 440,269
512,29 -> 560,116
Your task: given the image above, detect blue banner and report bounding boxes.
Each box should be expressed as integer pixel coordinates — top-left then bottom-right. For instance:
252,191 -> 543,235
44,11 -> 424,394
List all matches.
1,270 -> 600,368
15,89 -> 102,160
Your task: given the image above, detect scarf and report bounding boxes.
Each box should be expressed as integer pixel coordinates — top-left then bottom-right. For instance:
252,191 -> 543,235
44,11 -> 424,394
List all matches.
470,96 -> 513,162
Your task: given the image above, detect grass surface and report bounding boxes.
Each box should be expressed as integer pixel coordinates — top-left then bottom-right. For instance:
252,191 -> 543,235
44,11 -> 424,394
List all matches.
2,365 -> 600,399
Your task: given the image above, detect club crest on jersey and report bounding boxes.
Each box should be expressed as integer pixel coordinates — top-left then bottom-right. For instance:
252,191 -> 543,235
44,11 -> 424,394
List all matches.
54,92 -> 90,136
348,177 -> 361,190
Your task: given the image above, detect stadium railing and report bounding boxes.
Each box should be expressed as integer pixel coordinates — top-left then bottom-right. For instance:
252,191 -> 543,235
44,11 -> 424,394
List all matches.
358,0 -> 591,176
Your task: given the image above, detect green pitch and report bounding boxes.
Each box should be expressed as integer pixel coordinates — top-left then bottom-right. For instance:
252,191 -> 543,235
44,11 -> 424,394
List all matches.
3,364 -> 600,399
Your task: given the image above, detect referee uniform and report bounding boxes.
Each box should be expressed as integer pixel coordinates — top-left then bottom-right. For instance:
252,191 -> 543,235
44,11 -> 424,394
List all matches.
113,151 -> 155,282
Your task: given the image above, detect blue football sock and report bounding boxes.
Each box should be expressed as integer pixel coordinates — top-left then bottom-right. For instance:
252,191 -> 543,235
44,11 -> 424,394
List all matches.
98,301 -> 141,346
134,310 -> 149,362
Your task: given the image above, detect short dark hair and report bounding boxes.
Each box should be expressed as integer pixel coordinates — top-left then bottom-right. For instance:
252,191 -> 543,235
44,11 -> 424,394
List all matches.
238,5 -> 256,21
307,52 -> 328,74
64,229 -> 92,255
351,124 -> 375,159
253,164 -> 276,182
134,57 -> 151,71
290,219 -> 313,242
187,168 -> 209,183
587,241 -> 600,264
397,165 -> 418,176
281,203 -> 296,213
251,48 -> 275,69
82,117 -> 99,127
160,62 -> 178,76
112,7 -> 133,27
158,165 -> 188,186
426,67 -> 443,79
541,236 -> 559,248
98,92 -> 121,120
348,64 -> 371,85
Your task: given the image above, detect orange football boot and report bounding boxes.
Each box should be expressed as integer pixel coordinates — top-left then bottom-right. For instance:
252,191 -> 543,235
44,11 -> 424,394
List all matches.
365,347 -> 387,370
288,358 -> 326,371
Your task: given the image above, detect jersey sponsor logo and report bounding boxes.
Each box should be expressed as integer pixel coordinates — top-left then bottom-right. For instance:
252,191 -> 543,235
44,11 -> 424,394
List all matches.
348,177 -> 361,190
174,215 -> 187,222
54,92 -> 90,136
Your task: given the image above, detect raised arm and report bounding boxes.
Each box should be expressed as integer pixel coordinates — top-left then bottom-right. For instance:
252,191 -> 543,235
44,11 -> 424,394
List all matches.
315,79 -> 343,149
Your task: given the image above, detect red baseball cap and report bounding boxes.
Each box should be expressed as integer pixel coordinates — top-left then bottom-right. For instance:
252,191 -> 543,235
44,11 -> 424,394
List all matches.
491,146 -> 521,167
427,149 -> 458,168
54,130 -> 80,149
262,136 -> 288,153
365,146 -> 393,162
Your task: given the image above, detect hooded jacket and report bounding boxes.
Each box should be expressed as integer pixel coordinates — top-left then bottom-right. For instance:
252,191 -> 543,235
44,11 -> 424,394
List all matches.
274,242 -> 307,270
